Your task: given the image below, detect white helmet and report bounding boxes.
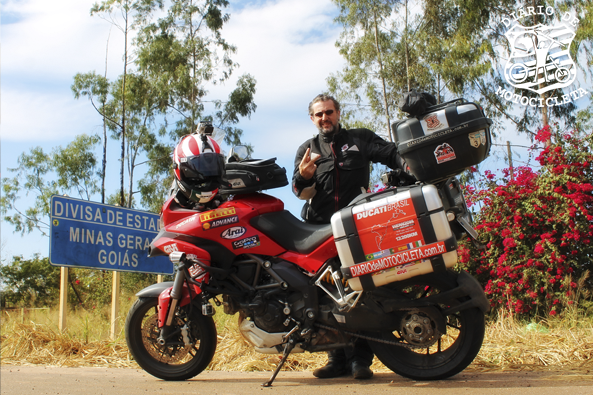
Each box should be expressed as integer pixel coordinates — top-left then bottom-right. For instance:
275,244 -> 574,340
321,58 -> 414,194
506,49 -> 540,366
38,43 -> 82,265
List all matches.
173,131 -> 225,204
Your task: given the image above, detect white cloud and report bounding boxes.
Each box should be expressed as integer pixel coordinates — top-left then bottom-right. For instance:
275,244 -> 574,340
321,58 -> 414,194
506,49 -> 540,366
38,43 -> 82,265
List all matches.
2,0 -> 124,82
0,0 -> 345,257
1,0 -> 344,144
222,0 -> 343,108
0,88 -> 104,142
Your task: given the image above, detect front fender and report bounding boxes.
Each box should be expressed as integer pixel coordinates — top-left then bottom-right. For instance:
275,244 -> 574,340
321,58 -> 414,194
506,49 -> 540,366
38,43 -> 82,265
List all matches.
136,282 -> 174,298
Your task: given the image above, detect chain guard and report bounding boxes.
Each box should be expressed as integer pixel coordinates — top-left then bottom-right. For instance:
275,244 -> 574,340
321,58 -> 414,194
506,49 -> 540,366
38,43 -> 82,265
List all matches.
314,323 -> 418,351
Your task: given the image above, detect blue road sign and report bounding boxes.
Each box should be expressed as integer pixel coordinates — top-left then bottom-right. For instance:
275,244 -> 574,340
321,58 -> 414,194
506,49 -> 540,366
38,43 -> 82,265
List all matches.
50,195 -> 173,275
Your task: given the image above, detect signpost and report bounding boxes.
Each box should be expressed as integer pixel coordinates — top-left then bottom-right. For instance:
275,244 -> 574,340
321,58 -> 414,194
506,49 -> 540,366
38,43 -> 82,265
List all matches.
50,196 -> 173,274
50,195 -> 174,338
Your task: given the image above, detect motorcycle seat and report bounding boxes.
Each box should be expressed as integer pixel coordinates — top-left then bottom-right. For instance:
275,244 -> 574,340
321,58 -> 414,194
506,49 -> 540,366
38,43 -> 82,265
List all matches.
250,210 -> 333,254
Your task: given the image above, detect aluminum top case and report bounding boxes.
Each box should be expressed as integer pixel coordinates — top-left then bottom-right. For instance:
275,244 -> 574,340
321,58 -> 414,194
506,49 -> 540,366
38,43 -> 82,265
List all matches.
392,98 -> 492,183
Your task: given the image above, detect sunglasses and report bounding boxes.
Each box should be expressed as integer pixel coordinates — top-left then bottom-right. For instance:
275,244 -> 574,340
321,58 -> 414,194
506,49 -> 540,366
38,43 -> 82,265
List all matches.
313,109 -> 335,118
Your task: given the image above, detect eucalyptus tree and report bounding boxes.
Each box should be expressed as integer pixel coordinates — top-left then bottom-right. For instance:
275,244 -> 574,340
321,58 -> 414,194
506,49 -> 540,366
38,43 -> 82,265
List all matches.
328,0 -> 402,139
71,72 -> 110,203
136,0 -> 256,140
134,0 -> 257,207
90,0 -> 163,206
1,135 -> 101,236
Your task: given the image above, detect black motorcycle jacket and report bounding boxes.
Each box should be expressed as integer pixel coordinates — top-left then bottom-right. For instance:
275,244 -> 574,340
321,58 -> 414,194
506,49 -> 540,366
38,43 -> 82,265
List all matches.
292,126 -> 405,224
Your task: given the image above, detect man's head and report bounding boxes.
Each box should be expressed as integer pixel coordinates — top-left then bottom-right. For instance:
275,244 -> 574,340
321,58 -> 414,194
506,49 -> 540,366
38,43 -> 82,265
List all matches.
309,94 -> 341,137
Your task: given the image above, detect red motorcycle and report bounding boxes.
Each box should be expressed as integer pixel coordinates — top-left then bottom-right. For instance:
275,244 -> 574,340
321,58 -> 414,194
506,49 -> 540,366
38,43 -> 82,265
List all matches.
125,102 -> 492,386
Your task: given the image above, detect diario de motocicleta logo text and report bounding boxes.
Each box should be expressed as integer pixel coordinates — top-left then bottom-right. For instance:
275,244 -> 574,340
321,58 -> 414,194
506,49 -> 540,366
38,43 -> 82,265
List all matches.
496,5 -> 589,107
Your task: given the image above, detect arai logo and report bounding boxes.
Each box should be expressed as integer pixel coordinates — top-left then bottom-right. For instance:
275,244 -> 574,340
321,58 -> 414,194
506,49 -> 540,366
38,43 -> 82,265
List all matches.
221,226 -> 247,240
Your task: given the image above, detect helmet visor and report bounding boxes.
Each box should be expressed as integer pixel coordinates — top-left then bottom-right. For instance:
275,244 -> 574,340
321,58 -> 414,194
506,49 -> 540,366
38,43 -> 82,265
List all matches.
181,153 -> 225,180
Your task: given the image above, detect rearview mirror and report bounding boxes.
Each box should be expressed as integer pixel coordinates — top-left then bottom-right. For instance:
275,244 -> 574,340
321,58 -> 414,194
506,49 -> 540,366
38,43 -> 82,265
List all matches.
227,145 -> 250,163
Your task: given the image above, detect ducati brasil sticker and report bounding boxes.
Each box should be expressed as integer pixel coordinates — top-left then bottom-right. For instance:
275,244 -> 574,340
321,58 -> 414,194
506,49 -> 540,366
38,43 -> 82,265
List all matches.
434,143 -> 456,164
221,226 -> 247,240
232,235 -> 261,250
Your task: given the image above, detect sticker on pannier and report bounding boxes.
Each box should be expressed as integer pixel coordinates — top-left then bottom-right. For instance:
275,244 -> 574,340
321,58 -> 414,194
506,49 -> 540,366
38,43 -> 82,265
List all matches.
420,111 -> 448,133
434,143 -> 457,164
353,192 -> 425,262
468,130 -> 487,148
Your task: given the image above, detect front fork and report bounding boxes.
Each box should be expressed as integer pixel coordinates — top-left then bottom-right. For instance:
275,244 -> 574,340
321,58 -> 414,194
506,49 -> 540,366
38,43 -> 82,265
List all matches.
156,252 -> 212,346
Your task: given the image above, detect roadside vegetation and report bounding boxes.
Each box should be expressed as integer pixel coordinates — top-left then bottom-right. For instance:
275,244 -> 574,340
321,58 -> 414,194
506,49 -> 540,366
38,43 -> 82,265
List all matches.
2,301 -> 592,372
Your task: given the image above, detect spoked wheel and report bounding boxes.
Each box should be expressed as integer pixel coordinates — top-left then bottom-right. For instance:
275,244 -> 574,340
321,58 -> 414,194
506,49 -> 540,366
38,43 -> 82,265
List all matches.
369,272 -> 485,380
125,297 -> 217,380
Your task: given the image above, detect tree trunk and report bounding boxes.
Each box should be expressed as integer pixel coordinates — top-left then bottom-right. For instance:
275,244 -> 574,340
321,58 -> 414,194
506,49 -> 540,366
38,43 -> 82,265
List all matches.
120,5 -> 129,207
101,30 -> 111,204
533,0 -> 550,146
372,8 -> 392,141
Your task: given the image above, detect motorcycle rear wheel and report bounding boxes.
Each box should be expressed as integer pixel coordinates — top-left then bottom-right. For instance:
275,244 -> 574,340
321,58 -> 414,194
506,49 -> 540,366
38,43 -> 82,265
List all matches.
125,297 -> 217,381
369,274 -> 485,380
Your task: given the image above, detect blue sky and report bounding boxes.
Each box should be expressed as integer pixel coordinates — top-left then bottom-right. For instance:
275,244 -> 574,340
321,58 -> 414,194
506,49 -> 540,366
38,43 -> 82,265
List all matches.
1,0 -> 591,261
1,0 -> 344,259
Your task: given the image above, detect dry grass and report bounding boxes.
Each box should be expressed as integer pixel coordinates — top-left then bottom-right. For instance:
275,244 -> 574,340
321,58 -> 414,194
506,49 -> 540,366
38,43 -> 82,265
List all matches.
473,313 -> 593,371
2,307 -> 592,373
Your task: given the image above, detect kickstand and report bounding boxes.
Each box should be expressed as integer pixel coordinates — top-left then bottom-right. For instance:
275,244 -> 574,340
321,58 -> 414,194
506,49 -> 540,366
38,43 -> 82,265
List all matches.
261,340 -> 295,387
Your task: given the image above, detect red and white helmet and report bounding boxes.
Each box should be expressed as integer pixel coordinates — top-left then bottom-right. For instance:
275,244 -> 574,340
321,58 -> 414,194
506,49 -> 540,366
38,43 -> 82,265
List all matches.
173,131 -> 225,204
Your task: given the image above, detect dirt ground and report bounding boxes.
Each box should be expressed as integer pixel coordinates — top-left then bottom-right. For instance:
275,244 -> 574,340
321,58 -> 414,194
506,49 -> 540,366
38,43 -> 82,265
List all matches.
1,366 -> 592,395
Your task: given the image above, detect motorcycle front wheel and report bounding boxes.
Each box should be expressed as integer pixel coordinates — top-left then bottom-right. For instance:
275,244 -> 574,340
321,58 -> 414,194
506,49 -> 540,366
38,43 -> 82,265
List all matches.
125,297 -> 217,381
369,273 -> 485,380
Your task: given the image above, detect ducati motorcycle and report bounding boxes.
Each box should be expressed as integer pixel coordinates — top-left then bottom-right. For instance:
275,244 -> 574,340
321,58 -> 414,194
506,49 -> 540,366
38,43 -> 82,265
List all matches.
125,98 -> 492,386
125,165 -> 489,386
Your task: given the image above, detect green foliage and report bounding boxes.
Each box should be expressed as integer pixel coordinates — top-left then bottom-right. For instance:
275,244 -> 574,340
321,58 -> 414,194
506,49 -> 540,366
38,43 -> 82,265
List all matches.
0,255 -> 60,307
329,0 -> 592,138
0,253 -> 170,308
459,124 -> 593,318
1,135 -> 101,236
135,0 -> 256,138
328,0 -> 517,138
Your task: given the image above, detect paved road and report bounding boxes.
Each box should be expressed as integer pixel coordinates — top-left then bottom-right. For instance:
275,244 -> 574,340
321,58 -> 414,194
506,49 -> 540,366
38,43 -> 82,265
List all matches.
1,366 -> 592,395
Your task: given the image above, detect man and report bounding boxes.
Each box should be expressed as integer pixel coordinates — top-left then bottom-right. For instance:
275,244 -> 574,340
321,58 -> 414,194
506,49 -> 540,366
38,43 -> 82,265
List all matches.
292,94 -> 405,379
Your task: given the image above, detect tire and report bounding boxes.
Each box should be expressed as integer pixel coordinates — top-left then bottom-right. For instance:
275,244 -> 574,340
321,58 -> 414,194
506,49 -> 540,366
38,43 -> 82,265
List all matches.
125,297 -> 217,381
369,273 -> 485,381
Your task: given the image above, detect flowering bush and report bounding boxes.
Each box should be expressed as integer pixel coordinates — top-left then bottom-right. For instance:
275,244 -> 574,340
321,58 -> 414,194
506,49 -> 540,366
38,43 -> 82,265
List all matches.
459,125 -> 593,317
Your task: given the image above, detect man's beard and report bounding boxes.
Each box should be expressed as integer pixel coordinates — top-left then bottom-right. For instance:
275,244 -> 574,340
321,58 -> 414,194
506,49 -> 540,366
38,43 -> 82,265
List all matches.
318,122 -> 339,140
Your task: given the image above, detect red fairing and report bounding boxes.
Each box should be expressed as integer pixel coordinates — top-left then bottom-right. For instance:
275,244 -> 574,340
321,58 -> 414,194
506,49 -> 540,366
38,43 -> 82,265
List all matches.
159,193 -> 287,258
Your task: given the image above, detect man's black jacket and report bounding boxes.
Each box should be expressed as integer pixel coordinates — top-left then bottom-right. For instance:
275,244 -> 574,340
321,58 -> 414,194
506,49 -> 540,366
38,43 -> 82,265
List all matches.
292,126 -> 404,224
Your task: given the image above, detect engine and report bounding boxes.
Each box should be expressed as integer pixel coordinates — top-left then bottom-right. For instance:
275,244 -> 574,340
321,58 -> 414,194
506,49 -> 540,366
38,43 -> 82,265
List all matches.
251,296 -> 289,333
221,256 -> 314,352
222,256 -> 309,327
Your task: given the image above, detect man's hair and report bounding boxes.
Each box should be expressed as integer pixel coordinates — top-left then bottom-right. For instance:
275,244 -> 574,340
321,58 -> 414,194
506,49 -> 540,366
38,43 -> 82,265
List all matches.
308,94 -> 341,116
